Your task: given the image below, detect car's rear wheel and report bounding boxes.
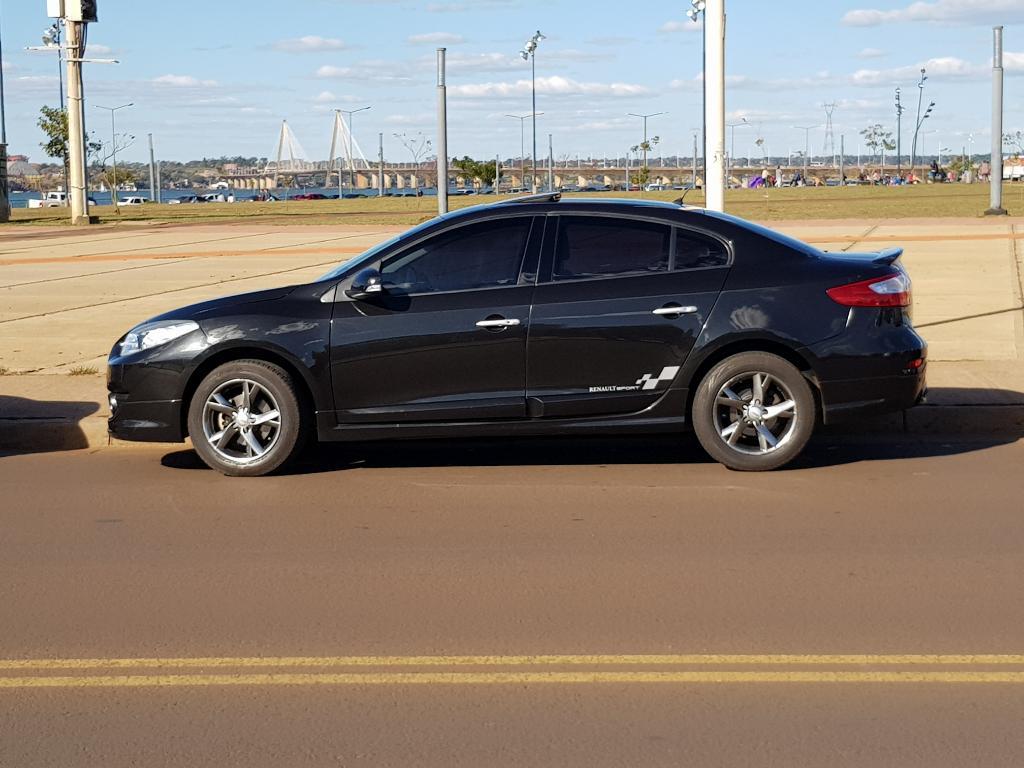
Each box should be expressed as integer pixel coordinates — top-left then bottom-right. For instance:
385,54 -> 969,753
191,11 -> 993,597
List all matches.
692,352 -> 815,471
187,359 -> 304,477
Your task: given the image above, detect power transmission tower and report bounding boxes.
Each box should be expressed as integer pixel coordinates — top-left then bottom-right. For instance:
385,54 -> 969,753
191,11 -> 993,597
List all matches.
822,102 -> 837,167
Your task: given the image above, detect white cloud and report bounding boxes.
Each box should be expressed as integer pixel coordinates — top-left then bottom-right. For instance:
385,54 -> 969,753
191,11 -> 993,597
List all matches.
857,47 -> 886,59
850,56 -> 980,86
408,32 -> 465,44
314,90 -> 337,103
315,62 -> 416,84
450,75 -> 649,98
87,43 -> 114,55
659,19 -> 701,33
273,35 -> 347,53
842,0 -> 1024,27
153,74 -> 218,87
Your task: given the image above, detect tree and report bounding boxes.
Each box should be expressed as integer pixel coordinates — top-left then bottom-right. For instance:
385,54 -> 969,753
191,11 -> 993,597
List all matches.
861,124 -> 896,167
631,135 -> 661,185
96,167 -> 136,192
452,156 -> 497,186
1004,131 -> 1024,156
38,105 -> 102,176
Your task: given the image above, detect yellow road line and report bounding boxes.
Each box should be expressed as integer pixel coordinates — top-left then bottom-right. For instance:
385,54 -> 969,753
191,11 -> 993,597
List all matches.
3,654 -> 1024,671
4,671 -> 1024,689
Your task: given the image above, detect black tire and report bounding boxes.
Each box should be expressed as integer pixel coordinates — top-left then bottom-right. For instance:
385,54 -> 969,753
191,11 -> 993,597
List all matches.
187,359 -> 305,477
692,352 -> 816,471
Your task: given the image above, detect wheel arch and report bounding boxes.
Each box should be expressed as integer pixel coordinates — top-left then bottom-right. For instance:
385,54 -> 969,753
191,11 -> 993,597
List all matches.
683,337 -> 821,421
180,345 -> 318,438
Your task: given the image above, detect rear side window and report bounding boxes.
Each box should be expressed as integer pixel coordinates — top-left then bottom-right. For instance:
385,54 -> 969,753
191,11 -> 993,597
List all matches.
674,229 -> 729,270
553,217 -> 670,281
381,217 -> 532,294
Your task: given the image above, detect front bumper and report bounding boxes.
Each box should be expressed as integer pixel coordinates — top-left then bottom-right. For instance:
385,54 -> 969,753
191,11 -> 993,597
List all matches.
107,361 -> 187,443
107,394 -> 184,442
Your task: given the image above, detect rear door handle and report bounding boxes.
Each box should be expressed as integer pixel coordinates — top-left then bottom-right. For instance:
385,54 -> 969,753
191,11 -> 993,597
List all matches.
476,318 -> 521,328
653,305 -> 698,316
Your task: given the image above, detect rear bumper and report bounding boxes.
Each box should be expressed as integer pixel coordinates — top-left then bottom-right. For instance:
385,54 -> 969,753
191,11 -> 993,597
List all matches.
819,366 -> 927,424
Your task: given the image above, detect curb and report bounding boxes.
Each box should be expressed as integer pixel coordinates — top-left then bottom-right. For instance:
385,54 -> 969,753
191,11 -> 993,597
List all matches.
2,403 -> 1022,455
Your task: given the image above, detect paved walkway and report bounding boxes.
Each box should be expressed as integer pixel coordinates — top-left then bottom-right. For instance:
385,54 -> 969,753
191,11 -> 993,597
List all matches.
0,217 -> 1020,375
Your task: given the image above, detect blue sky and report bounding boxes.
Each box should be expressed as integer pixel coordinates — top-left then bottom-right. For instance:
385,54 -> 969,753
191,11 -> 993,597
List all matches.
1,0 -> 1022,164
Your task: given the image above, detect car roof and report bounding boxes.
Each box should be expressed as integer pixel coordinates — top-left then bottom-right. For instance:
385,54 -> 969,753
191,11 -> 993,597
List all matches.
444,194 -> 705,222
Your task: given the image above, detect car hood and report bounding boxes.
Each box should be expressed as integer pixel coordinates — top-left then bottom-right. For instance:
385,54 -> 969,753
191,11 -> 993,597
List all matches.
148,285 -> 299,324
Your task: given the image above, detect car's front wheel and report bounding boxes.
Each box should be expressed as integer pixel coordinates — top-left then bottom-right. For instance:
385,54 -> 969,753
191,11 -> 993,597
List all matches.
187,359 -> 305,476
692,352 -> 816,471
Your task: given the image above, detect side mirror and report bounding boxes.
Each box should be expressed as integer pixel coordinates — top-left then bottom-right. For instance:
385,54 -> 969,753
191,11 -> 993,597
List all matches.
345,268 -> 386,300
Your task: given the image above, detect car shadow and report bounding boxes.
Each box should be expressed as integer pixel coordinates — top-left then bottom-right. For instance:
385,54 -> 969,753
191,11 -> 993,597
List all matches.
160,386 -> 1024,475
0,394 -> 100,457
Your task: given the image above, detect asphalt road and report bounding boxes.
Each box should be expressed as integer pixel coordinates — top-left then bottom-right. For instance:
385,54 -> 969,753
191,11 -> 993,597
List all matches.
2,433 -> 1023,766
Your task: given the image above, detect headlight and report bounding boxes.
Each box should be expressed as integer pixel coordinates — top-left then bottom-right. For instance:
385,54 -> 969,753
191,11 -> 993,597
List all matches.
119,320 -> 200,357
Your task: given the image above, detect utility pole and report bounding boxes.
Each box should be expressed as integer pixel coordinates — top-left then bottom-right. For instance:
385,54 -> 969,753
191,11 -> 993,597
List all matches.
795,125 -> 816,179
436,47 -> 448,215
986,25 -> 1007,216
65,18 -> 89,225
547,133 -> 553,193
378,132 -> 384,197
148,133 -> 156,203
0,2 -> 9,222
839,134 -> 845,185
704,0 -> 726,212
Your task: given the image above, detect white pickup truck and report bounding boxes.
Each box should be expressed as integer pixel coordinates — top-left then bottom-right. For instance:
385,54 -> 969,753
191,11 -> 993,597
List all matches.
1003,161 -> 1024,182
27,191 -> 68,208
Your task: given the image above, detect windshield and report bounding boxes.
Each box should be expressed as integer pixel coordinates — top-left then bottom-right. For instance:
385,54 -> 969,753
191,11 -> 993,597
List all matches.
318,218 -> 442,281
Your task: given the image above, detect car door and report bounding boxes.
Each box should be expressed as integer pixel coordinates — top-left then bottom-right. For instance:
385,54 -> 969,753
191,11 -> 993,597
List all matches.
329,215 -> 541,424
526,213 -> 730,418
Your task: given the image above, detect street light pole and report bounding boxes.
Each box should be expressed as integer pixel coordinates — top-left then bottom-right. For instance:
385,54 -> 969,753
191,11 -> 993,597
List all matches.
895,87 -> 903,176
339,105 -> 370,194
794,125 -> 816,179
910,68 -> 934,178
520,31 -> 544,193
688,1 -> 707,190
986,25 -> 1007,216
628,111 -> 667,188
704,0 -> 726,212
506,113 -> 542,192
95,102 -> 132,210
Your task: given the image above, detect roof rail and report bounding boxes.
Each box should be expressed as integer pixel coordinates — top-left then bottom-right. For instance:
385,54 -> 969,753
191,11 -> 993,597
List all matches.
498,191 -> 562,205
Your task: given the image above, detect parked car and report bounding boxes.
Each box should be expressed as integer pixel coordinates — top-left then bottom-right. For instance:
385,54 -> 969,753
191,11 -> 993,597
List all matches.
168,195 -> 204,205
292,193 -> 328,200
107,193 -> 926,476
119,196 -> 147,206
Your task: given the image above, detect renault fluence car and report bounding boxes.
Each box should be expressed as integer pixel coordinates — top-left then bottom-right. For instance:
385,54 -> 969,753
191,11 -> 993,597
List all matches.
107,193 -> 926,475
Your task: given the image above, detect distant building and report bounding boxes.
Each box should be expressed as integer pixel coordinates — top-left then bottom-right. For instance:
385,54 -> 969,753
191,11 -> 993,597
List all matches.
7,155 -> 40,176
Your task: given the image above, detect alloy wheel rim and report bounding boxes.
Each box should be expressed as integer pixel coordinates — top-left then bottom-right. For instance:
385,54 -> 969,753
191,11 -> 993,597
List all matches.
713,371 -> 798,456
201,378 -> 282,464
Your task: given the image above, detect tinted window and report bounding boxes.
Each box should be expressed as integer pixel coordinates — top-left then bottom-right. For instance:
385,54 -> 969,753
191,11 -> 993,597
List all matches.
380,217 -> 532,294
553,217 -> 670,281
674,230 -> 729,270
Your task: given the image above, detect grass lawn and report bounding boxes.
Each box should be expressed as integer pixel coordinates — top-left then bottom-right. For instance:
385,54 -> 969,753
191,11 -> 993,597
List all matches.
6,182 -> 1024,227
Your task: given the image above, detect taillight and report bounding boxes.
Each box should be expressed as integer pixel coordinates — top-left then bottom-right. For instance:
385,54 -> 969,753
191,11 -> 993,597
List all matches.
826,272 -> 911,308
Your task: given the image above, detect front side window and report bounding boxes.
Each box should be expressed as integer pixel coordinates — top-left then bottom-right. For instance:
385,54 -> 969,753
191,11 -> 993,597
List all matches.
553,217 -> 671,281
380,217 -> 532,294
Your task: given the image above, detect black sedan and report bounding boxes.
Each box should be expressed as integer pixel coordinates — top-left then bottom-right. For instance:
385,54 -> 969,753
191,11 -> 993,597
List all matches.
107,194 -> 926,475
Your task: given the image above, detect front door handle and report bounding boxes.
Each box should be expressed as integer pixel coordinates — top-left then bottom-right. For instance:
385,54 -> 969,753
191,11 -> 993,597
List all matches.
476,317 -> 521,328
653,304 -> 698,317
